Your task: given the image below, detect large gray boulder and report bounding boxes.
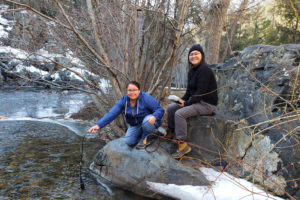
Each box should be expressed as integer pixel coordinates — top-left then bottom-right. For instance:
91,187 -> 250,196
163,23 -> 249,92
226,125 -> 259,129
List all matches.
217,44 -> 299,124
185,115 -> 236,163
89,138 -> 209,199
214,44 -> 300,198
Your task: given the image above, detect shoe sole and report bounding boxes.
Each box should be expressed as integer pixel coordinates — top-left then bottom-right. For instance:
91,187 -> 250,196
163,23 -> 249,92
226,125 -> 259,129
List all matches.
136,139 -> 156,150
136,145 -> 145,149
172,146 -> 192,159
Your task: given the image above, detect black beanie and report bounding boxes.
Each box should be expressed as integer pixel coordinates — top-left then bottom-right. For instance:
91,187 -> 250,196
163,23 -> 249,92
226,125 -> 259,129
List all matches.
188,44 -> 206,65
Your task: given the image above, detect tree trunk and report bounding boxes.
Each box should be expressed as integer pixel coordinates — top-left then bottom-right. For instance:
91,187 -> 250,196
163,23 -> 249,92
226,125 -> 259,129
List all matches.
206,0 -> 231,64
219,0 -> 249,63
293,18 -> 298,43
148,0 -> 192,96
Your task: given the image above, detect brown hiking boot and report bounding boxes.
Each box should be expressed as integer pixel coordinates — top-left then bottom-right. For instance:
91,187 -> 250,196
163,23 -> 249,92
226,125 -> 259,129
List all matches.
172,141 -> 191,159
165,128 -> 174,139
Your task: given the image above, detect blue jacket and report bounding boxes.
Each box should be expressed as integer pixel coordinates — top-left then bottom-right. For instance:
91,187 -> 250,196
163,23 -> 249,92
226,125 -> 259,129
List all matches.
97,91 -> 164,128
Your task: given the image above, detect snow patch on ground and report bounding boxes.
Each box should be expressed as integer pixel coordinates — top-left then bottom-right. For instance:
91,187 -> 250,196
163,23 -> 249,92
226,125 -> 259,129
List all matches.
147,167 -> 283,200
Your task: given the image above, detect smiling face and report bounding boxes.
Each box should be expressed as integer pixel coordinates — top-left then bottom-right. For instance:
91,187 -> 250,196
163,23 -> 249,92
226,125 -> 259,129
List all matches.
189,50 -> 202,66
127,83 -> 140,101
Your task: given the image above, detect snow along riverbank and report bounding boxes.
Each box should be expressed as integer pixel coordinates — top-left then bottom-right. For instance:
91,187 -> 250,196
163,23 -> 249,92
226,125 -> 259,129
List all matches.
147,167 -> 284,200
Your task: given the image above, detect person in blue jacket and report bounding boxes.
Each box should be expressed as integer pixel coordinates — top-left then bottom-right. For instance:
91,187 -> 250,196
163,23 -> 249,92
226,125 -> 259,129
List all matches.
88,81 -> 164,149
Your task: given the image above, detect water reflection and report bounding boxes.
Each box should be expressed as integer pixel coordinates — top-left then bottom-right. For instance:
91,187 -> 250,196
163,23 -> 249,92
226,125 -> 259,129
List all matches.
0,120 -> 153,200
0,89 -> 89,118
0,120 -> 97,199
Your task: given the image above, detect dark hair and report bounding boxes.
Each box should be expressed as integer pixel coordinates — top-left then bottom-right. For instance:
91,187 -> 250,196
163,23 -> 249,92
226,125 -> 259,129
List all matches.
126,81 -> 140,90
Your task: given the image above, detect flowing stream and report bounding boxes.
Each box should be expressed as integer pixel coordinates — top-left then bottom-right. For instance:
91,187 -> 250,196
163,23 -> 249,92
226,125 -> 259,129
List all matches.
0,88 -> 152,200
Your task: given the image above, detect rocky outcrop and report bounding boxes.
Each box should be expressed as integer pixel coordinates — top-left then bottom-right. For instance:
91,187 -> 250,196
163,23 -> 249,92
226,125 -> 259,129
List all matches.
0,8 -> 99,89
89,138 -> 209,199
216,44 -> 299,123
214,44 -> 300,198
0,48 -> 96,88
185,115 -> 236,163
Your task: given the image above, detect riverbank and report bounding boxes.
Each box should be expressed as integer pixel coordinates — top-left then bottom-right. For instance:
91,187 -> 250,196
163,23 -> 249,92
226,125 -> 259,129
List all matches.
0,88 -> 153,200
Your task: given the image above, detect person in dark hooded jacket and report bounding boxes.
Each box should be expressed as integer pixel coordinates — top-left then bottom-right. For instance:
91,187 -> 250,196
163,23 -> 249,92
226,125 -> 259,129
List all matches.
167,44 -> 218,159
88,81 -> 164,149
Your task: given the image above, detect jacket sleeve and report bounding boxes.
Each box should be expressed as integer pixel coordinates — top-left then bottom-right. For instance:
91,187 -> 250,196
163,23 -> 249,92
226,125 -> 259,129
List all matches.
182,69 -> 191,101
96,97 -> 124,128
145,94 -> 164,121
181,89 -> 190,101
185,67 -> 211,106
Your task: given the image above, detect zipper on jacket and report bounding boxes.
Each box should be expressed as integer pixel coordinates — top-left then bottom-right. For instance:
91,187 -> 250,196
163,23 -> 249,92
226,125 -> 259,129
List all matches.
131,100 -> 139,125
126,97 -> 139,125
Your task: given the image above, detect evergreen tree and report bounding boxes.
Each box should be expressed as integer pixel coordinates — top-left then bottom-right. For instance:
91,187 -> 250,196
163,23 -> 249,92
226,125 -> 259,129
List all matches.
273,0 -> 300,43
226,0 -> 299,54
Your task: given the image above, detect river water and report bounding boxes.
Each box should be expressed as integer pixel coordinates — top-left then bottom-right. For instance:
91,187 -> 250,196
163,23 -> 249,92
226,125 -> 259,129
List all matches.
0,88 -> 152,200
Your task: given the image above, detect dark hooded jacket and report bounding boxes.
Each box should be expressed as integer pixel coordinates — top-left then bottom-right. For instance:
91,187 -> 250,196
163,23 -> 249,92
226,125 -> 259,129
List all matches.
182,45 -> 218,106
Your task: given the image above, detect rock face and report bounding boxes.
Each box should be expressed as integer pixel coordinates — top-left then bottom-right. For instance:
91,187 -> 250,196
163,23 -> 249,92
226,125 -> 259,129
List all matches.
0,51 -> 93,88
217,44 -> 299,123
89,138 -> 209,199
186,115 -> 236,163
214,44 -> 300,198
0,8 -> 99,89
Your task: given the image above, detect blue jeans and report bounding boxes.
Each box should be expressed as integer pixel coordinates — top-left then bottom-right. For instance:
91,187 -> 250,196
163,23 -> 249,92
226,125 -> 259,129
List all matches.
124,115 -> 162,146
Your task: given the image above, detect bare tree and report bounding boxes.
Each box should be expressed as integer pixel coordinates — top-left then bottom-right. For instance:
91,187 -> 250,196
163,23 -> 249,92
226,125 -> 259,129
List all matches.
3,0 -> 193,136
205,0 -> 231,64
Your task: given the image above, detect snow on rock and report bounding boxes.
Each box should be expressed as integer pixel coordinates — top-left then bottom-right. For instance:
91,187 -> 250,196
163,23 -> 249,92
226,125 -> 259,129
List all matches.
0,46 -> 29,60
29,48 -> 61,62
0,4 -> 15,39
15,64 -> 48,76
147,167 -> 284,200
0,46 -> 95,84
0,5 -> 9,11
0,5 -> 106,88
98,78 -> 111,93
0,24 -> 8,38
65,50 -> 86,68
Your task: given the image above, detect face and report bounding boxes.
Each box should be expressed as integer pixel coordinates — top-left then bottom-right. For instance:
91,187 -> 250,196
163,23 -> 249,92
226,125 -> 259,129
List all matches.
127,84 -> 140,100
189,50 -> 202,66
